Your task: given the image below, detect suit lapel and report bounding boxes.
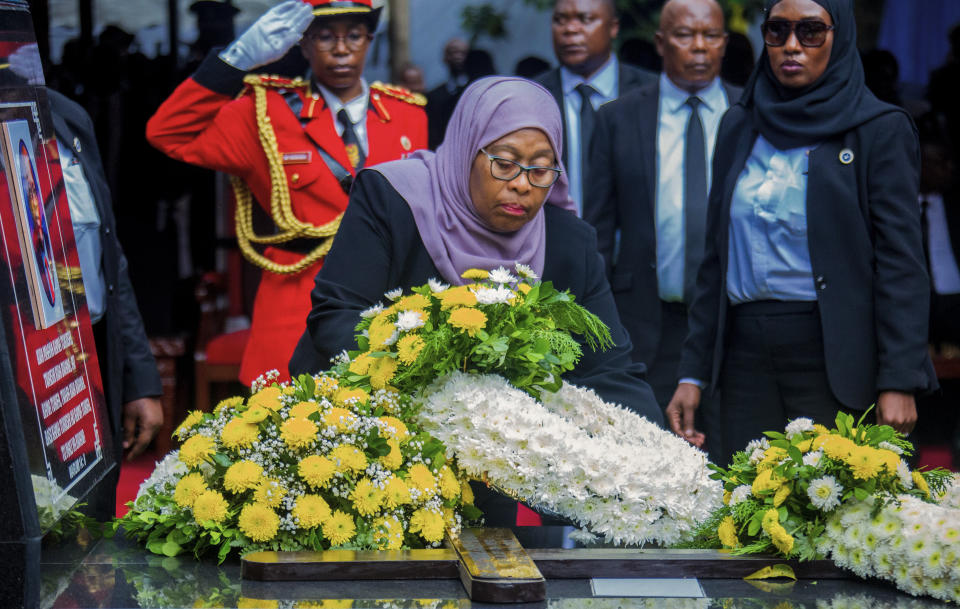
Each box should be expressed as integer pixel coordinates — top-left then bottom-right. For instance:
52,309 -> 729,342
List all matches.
540,69 -> 569,167
639,82 -> 660,220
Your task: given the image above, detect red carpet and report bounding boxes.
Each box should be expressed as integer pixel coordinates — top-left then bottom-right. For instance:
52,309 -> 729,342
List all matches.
115,449 -> 161,517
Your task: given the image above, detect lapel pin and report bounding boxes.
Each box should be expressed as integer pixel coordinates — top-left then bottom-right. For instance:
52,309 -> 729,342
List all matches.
401,135 -> 412,151
839,149 -> 854,165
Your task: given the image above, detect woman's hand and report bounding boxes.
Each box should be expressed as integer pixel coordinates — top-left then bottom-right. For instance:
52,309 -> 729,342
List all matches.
666,383 -> 705,447
876,390 -> 917,435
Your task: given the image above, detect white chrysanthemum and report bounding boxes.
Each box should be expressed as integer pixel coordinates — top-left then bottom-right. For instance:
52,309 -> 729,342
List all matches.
748,447 -> 766,465
808,475 -> 842,511
803,450 -> 823,467
383,330 -> 399,346
427,278 -> 449,293
785,417 -> 814,438
488,266 -> 517,285
472,286 -> 514,305
897,461 -> 914,489
395,310 -> 426,332
360,302 -> 385,319
745,438 -> 770,453
514,262 -> 538,280
730,485 -> 752,505
384,287 -> 403,301
877,441 -> 903,455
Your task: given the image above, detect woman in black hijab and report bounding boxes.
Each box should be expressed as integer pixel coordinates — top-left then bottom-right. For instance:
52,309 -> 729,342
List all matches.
665,0 -> 937,464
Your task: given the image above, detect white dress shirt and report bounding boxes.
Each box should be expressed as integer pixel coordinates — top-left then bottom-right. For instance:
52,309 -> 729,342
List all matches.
560,55 -> 619,215
923,192 -> 960,295
317,78 -> 370,155
655,73 -> 729,302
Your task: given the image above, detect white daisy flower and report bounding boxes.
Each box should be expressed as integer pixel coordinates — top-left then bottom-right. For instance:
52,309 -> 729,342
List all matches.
730,485 -> 752,505
514,262 -> 538,280
427,278 -> 449,293
488,266 -> 518,285
897,461 -> 914,489
472,286 -> 514,305
395,310 -> 425,332
360,302 -> 385,319
878,441 -> 903,455
384,287 -> 403,301
785,417 -> 815,438
745,438 -> 770,453
748,447 -> 766,465
807,475 -> 842,511
803,450 -> 824,467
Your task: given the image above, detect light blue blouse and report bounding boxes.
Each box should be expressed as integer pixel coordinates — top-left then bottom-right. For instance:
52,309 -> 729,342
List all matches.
726,135 -> 818,304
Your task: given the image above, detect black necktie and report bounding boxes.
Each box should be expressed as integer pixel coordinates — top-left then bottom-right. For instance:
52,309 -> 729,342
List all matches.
337,108 -> 365,170
576,83 -> 598,201
684,96 -> 707,304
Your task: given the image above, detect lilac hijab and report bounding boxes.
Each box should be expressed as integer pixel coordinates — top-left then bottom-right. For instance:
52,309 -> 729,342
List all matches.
372,77 -> 576,285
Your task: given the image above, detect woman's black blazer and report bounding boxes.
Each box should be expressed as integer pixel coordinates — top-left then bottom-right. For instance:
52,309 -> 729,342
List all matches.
289,170 -> 663,424
678,105 -> 938,409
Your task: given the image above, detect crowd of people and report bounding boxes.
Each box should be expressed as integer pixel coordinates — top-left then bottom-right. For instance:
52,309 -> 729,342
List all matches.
42,0 -> 960,515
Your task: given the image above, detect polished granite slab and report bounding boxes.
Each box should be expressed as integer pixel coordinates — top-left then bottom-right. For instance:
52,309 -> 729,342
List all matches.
33,528 -> 952,608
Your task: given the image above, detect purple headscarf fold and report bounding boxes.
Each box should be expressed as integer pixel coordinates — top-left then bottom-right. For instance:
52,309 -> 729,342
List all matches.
371,76 -> 576,285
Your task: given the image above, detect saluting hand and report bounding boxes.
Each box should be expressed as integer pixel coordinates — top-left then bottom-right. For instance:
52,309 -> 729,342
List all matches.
666,383 -> 706,448
219,0 -> 315,72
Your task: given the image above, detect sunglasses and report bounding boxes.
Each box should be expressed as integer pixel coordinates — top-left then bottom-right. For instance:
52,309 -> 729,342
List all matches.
762,20 -> 834,48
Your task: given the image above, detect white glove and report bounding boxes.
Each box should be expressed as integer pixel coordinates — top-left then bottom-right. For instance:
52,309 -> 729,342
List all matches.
219,0 -> 315,72
8,43 -> 44,85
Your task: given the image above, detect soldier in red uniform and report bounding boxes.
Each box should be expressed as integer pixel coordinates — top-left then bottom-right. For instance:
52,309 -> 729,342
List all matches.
147,0 -> 427,386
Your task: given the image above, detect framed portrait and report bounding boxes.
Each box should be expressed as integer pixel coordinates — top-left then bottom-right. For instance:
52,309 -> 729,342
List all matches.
2,118 -> 65,329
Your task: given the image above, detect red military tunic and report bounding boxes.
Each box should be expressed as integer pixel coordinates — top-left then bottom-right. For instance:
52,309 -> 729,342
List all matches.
146,54 -> 427,385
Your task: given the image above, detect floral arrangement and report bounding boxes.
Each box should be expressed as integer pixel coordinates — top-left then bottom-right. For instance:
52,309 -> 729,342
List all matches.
418,372 -> 720,546
117,372 -> 480,562
689,411 -> 957,602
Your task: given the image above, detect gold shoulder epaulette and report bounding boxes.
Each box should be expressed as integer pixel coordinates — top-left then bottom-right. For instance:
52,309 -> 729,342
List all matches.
243,74 -> 309,89
371,81 -> 427,107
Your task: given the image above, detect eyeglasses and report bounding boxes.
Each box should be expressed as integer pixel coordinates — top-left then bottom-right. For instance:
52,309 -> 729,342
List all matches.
304,30 -> 372,52
480,149 -> 562,188
762,20 -> 834,48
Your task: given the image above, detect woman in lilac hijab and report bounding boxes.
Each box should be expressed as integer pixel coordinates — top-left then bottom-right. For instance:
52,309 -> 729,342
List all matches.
289,77 -> 660,427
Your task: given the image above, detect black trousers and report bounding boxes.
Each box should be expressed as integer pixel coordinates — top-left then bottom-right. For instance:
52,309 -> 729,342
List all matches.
720,300 -> 855,466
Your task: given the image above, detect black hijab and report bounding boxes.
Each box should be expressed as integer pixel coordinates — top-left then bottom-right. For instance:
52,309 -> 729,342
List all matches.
742,0 -> 902,150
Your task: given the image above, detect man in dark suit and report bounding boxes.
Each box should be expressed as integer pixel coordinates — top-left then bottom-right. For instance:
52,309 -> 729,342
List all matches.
426,38 -> 469,150
534,0 -> 655,215
48,88 -> 164,519
585,0 -> 738,458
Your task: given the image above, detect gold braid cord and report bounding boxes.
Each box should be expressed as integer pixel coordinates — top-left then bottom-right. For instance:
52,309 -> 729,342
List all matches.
232,80 -> 343,275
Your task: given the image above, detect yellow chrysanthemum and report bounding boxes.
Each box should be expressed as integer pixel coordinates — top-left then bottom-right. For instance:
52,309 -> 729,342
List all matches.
396,334 -> 425,365
373,515 -> 404,550
323,407 -> 358,432
368,356 -> 399,390
380,438 -> 403,470
214,396 -> 244,414
761,509 -> 780,533
845,445 -> 885,480
179,434 -> 217,467
221,419 -> 259,450
439,465 -> 460,500
448,307 -> 487,337
383,475 -> 412,508
224,460 -> 264,493
461,480 -> 475,505
351,478 -> 384,516
723,490 -> 731,506
517,283 -> 532,295
816,434 -> 857,461
289,401 -> 318,419
248,386 -> 283,411
407,463 -> 438,498
813,424 -> 830,435
397,293 -> 430,312
348,353 -> 375,375
773,484 -> 792,507
174,410 -> 205,439
377,416 -> 410,442
752,468 -> 781,495
329,444 -> 368,473
193,489 -> 229,525
796,439 -> 814,453
333,387 -> 369,407
280,417 -> 318,449
913,471 -> 931,498
368,314 -> 397,349
238,598 -> 279,609
877,449 -> 901,473
718,516 -> 740,548
409,507 -> 445,543
254,479 -> 287,508
292,494 -> 332,529
173,472 -> 207,508
770,525 -> 795,554
442,506 -> 457,529
762,446 -> 788,463
299,455 -> 337,489
314,375 -> 339,398
461,269 -> 489,280
238,503 -> 279,542
438,285 -> 477,309
240,405 -> 270,424
323,510 -> 357,546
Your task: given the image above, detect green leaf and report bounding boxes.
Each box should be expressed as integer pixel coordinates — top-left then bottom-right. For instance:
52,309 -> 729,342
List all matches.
787,445 -> 803,463
146,539 -> 166,555
161,540 -> 183,557
854,487 -> 869,501
744,564 -> 797,581
212,452 -> 233,469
